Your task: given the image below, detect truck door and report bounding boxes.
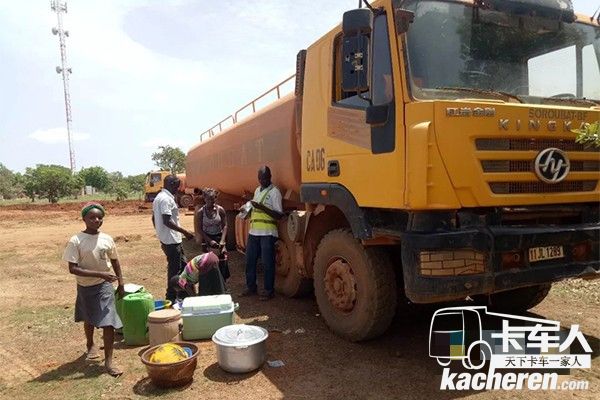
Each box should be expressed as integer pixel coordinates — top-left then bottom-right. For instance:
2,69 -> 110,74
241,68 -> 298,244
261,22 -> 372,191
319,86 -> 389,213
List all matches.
303,10 -> 405,210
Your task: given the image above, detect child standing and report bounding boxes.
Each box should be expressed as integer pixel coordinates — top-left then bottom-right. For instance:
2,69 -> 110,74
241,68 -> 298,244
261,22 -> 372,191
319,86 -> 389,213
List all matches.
62,202 -> 124,377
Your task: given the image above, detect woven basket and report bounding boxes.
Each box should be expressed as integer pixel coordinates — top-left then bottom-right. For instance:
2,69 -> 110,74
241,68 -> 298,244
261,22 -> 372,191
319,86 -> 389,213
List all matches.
140,342 -> 199,388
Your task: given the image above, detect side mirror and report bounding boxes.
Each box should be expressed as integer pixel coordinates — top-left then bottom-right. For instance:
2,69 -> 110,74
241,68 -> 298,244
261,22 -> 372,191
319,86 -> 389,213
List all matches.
366,103 -> 389,125
395,9 -> 414,34
341,9 -> 373,93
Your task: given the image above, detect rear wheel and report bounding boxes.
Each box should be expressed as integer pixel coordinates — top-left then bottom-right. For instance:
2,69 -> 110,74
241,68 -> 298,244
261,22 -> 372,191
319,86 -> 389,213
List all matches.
178,194 -> 194,208
275,239 -> 312,297
486,284 -> 552,313
313,229 -> 397,341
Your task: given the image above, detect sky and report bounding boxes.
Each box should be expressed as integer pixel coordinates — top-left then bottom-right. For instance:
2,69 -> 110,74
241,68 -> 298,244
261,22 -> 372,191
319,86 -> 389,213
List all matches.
0,0 -> 598,176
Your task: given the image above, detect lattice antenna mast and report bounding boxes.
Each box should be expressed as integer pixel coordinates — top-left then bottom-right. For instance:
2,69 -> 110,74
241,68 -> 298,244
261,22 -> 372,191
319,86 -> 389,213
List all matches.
51,0 -> 75,172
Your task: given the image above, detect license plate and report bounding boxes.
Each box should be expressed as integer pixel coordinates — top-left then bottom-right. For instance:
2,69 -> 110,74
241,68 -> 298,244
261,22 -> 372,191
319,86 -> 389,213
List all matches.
528,246 -> 564,263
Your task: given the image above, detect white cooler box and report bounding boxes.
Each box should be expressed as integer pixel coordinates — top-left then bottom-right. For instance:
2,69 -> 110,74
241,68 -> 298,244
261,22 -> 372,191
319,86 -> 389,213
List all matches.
181,295 -> 238,340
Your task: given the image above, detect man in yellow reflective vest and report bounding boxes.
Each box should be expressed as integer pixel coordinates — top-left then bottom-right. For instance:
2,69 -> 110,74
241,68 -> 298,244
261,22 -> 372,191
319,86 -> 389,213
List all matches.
240,166 -> 284,301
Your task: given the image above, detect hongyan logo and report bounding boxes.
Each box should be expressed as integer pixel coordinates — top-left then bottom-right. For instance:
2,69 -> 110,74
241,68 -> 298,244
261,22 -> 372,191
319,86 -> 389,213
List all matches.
429,306 -> 592,391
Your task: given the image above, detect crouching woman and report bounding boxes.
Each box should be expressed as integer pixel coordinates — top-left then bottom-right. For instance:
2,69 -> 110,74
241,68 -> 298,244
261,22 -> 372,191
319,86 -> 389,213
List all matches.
169,252 -> 226,298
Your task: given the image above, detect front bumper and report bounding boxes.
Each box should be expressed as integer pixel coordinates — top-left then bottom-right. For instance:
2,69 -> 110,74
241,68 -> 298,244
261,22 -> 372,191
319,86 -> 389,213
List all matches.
401,222 -> 600,303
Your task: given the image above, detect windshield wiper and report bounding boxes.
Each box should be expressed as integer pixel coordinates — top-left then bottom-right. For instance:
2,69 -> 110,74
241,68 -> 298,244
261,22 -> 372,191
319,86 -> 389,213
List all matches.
436,86 -> 524,103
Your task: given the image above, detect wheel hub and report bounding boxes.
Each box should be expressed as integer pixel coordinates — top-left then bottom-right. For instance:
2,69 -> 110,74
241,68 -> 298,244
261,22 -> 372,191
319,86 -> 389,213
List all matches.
324,258 -> 356,312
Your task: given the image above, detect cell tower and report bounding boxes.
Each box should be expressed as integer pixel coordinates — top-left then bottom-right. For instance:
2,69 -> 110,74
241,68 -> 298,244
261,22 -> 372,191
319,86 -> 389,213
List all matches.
51,0 -> 76,172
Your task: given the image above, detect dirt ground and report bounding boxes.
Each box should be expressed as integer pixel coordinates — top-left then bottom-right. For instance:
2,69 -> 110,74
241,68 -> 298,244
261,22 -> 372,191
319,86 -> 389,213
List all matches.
0,200 -> 598,399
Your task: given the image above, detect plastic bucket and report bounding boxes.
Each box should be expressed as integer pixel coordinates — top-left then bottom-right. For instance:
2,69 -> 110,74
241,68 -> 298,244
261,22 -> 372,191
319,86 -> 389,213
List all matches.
154,299 -> 172,311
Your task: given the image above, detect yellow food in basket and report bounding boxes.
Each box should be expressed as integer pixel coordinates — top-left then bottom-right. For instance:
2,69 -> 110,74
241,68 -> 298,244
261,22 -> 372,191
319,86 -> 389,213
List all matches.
149,343 -> 188,364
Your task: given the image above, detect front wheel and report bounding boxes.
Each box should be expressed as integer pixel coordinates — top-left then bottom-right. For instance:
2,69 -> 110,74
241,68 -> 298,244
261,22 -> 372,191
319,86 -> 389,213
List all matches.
313,229 -> 397,341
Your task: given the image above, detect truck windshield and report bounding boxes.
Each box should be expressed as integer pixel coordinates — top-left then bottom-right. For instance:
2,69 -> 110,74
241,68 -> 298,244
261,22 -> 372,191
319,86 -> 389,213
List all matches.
397,0 -> 600,104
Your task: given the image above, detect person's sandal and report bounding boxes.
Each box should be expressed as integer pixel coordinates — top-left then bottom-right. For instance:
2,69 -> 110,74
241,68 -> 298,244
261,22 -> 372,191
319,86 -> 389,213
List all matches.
85,346 -> 100,360
239,289 -> 257,297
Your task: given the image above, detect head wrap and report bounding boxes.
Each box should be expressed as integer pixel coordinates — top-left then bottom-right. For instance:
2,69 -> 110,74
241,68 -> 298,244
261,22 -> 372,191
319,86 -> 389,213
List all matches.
179,252 -> 220,288
196,252 -> 220,275
81,202 -> 105,218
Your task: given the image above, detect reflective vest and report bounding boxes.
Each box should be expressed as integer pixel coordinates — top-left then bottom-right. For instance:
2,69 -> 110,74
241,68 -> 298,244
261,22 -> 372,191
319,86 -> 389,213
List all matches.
250,186 -> 276,231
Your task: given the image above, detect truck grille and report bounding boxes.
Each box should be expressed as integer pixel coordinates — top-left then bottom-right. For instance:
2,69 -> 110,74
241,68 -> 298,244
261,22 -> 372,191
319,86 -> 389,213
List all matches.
476,138 -> 600,152
490,181 -> 597,194
476,137 -> 599,194
481,160 -> 600,173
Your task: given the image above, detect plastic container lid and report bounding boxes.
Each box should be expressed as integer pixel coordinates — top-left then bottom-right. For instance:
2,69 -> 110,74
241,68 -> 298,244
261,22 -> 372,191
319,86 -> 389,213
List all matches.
182,295 -> 233,315
123,283 -> 144,293
148,309 -> 181,323
124,292 -> 153,302
212,324 -> 268,347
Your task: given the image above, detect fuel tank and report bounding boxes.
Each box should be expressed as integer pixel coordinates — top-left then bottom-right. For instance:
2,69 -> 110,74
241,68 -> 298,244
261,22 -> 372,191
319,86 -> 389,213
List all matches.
186,94 -> 301,201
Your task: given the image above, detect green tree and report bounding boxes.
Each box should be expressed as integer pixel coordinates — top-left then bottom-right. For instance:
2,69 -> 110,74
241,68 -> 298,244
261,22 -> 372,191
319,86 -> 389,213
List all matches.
22,169 -> 37,202
0,163 -> 16,199
25,164 -> 75,203
105,171 -> 124,195
70,173 -> 85,198
109,171 -> 124,182
573,122 -> 600,148
151,145 -> 186,173
125,174 -> 146,194
79,166 -> 110,191
11,172 -> 26,199
112,181 -> 129,201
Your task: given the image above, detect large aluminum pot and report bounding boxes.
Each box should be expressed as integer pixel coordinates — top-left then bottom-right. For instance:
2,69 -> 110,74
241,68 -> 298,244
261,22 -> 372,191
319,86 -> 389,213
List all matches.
212,324 -> 268,373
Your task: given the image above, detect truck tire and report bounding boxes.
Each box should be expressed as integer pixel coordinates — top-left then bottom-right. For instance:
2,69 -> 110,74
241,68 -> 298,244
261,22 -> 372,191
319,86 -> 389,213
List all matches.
313,229 -> 397,341
275,239 -> 312,298
178,194 -> 194,208
225,211 -> 237,251
487,284 -> 552,313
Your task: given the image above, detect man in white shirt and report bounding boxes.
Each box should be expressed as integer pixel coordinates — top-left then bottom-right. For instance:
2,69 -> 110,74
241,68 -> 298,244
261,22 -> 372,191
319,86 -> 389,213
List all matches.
152,175 -> 194,302
240,166 -> 284,301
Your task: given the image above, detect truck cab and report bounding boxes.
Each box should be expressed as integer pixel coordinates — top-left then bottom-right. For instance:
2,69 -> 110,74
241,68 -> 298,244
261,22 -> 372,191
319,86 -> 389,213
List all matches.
144,171 -> 170,202
187,0 -> 599,342
298,0 -> 599,337
144,171 -> 194,208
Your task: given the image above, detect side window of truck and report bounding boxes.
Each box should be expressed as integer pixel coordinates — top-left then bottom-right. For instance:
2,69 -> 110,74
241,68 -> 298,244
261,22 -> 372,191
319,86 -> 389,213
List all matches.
333,13 -> 393,108
528,46 -> 576,97
528,44 -> 600,99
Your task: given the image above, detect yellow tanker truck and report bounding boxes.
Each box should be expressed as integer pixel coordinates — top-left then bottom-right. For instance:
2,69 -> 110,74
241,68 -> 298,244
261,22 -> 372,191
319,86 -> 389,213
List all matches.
186,0 -> 600,341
